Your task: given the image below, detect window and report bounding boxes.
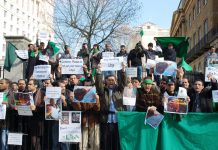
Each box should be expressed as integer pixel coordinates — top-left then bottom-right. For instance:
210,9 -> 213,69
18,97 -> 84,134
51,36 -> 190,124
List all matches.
10,25 -> 13,32
189,14 -> 192,27
198,26 -> 201,42
4,0 -> 7,6
147,26 -> 150,29
3,22 -> 6,29
17,8 -> 19,14
11,14 -> 13,21
193,6 -> 196,20
193,32 -> 196,46
204,19 -> 208,35
4,11 -> 7,17
197,0 -> 201,15
10,4 -> 13,10
17,18 -> 19,24
16,28 -> 19,35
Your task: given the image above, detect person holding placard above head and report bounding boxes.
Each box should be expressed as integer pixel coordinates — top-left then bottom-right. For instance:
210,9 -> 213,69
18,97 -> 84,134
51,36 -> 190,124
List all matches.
135,77 -> 163,113
128,42 -> 144,81
95,62 -> 127,150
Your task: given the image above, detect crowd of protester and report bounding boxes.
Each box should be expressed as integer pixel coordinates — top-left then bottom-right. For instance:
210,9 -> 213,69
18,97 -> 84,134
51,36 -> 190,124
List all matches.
0,40 -> 217,150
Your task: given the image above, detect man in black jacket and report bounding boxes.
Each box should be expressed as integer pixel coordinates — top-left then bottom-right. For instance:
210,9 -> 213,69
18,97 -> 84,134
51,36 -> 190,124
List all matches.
188,74 -> 218,112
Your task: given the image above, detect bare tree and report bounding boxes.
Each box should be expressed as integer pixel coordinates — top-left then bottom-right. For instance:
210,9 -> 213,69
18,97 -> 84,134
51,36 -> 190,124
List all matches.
54,0 -> 140,50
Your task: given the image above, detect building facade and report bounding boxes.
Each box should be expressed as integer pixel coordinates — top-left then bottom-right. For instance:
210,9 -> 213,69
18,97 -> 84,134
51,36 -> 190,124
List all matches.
170,0 -> 218,73
0,0 -> 55,75
129,22 -> 169,51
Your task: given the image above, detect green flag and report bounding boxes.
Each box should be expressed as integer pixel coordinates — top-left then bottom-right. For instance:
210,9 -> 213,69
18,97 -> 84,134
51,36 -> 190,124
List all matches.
155,37 -> 189,58
3,42 -> 17,72
140,29 -> 144,37
181,57 -> 193,71
48,41 -> 60,55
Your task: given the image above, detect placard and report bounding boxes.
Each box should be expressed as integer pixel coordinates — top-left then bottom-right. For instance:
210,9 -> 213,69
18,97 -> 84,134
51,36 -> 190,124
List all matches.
164,96 -> 188,114
33,65 -> 51,79
0,92 -> 3,104
205,67 -> 218,82
17,106 -> 33,116
39,54 -> 49,62
126,68 -> 137,77
102,52 -> 114,58
8,133 -> 23,145
73,86 -> 96,103
59,111 -> 81,143
60,59 -> 84,74
46,87 -> 61,98
15,50 -> 28,60
146,59 -> 156,69
123,87 -> 136,106
45,98 -> 62,120
100,57 -> 123,71
145,108 -> 164,129
212,90 -> 218,103
206,56 -> 218,67
0,105 -> 6,120
154,61 -> 177,77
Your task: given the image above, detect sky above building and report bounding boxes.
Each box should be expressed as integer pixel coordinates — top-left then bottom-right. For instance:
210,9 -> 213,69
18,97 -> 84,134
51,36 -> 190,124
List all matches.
132,0 -> 180,29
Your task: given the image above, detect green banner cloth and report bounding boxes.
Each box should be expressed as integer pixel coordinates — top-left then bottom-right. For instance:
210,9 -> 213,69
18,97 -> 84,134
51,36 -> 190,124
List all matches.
3,42 -> 17,72
117,112 -> 218,150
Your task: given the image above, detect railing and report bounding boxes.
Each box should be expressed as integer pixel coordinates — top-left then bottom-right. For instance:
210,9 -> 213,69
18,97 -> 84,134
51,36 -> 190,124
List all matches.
185,24 -> 218,62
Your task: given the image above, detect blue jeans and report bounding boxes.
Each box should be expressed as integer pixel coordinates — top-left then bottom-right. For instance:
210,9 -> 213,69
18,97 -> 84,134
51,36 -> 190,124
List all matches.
137,66 -> 142,81
0,129 -> 8,150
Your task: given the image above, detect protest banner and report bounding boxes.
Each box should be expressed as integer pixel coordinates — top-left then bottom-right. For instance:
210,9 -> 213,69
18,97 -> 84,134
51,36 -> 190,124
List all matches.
46,87 -> 61,98
33,65 -> 51,79
100,57 -> 123,71
164,96 -> 188,114
73,86 -> 96,103
15,50 -> 28,60
8,133 -> 23,145
125,67 -> 137,77
102,52 -> 114,58
154,61 -> 177,77
123,87 -> 136,106
14,92 -> 33,116
145,108 -> 164,129
59,111 -> 81,143
60,59 -> 84,74
212,90 -> 218,103
205,67 -> 218,82
45,98 -> 62,120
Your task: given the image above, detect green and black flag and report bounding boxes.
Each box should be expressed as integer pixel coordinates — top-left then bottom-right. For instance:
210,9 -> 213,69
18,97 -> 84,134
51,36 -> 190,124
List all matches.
3,42 -> 18,72
155,37 -> 192,71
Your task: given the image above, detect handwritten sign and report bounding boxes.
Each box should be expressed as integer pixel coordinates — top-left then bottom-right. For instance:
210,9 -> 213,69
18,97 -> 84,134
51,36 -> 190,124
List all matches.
126,67 -> 137,77
60,59 -> 84,74
46,87 -> 61,98
102,52 -> 114,58
8,133 -> 23,145
101,57 -> 123,71
17,106 -> 33,116
15,50 -> 28,60
33,65 -> 51,79
59,111 -> 81,142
